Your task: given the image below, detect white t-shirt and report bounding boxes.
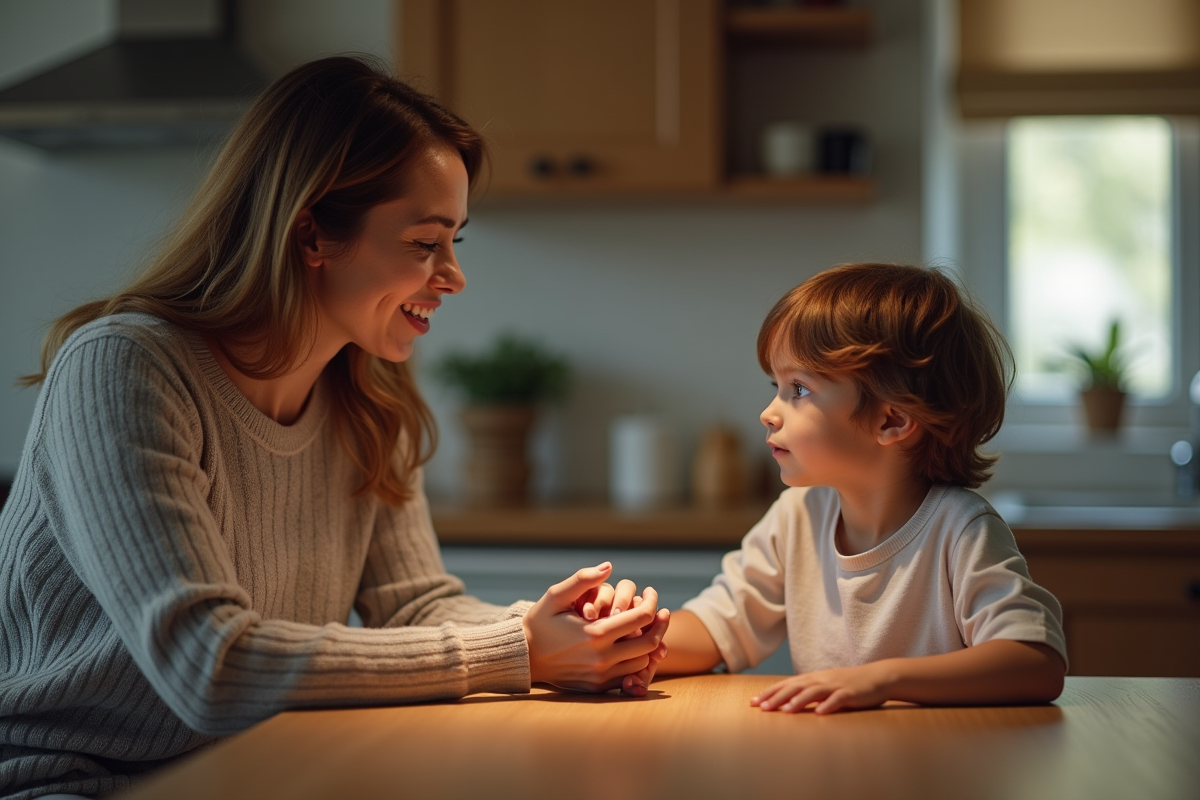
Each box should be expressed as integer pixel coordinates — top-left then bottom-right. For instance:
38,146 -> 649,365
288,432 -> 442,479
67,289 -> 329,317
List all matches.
683,485 -> 1068,674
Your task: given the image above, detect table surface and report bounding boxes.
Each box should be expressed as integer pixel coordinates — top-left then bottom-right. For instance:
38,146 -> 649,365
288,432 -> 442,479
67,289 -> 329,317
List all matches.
119,674 -> 1200,800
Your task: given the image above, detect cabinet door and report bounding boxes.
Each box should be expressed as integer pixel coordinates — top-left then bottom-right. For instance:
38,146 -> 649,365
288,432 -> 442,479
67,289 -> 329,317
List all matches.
400,0 -> 720,195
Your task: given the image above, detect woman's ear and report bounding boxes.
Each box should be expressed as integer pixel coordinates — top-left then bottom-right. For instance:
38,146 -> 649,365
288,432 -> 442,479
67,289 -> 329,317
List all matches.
295,209 -> 326,268
876,404 -> 922,447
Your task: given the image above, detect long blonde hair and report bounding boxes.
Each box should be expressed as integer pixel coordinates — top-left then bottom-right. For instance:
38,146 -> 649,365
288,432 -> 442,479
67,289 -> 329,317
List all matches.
22,56 -> 486,506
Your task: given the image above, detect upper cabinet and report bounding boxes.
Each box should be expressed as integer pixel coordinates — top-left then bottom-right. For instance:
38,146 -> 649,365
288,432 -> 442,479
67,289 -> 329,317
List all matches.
399,1 -> 873,199
401,0 -> 721,195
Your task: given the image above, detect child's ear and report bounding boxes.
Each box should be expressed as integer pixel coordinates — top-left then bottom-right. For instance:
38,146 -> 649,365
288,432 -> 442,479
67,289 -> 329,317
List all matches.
876,404 -> 922,446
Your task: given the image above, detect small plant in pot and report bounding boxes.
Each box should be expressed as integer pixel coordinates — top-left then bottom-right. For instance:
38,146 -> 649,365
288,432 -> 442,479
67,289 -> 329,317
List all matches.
1065,320 -> 1129,434
432,334 -> 570,507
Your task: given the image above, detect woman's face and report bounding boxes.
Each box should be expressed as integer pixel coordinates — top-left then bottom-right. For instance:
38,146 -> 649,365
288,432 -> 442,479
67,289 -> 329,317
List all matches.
307,145 -> 469,363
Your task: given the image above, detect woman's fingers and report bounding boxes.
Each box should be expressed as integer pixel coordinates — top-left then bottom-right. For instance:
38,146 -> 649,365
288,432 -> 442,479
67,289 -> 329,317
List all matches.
610,608 -> 669,662
544,563 -> 612,611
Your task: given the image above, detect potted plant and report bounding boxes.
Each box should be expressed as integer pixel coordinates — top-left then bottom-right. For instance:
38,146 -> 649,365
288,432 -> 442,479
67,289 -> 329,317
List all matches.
432,334 -> 570,507
1065,320 -> 1129,434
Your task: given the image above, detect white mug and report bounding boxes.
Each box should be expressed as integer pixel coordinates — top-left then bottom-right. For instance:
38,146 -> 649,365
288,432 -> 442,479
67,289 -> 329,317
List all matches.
761,121 -> 815,177
608,415 -> 681,510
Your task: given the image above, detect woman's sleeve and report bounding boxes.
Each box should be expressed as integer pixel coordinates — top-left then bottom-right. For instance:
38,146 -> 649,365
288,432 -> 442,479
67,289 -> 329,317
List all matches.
681,501 -> 790,673
949,514 -> 1069,669
33,333 -> 530,737
354,466 -> 533,629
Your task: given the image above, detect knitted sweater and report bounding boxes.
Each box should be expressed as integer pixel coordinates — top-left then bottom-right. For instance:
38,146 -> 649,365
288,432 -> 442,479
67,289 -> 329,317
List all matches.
0,313 -> 532,800
684,485 -> 1068,674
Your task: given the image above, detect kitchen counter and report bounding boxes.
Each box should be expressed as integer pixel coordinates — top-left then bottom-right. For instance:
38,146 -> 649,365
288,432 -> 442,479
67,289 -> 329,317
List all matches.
431,501 -> 1200,549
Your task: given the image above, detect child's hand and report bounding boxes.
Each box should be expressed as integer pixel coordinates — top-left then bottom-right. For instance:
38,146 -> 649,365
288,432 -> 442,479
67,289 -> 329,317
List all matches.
573,577 -> 670,696
750,663 -> 894,714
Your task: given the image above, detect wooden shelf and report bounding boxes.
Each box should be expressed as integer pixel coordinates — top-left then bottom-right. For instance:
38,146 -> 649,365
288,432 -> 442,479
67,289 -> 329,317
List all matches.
431,503 -> 772,548
724,174 -> 875,201
432,504 -> 1200,550
726,7 -> 873,47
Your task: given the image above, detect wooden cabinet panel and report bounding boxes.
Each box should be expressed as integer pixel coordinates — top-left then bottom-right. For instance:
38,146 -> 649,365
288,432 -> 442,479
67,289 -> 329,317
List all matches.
1066,614 -> 1200,677
400,0 -> 720,194
1022,543 -> 1200,677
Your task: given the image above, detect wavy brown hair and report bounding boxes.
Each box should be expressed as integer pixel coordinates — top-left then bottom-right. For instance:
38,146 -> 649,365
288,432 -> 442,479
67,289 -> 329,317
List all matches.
757,263 -> 1014,488
21,56 -> 486,506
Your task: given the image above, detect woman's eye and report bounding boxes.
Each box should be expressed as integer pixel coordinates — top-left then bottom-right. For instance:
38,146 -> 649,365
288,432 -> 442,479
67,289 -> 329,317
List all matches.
415,241 -> 439,252
452,236 -> 463,244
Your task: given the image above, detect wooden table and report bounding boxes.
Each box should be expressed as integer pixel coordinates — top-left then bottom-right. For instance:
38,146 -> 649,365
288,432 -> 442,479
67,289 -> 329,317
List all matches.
119,675 -> 1199,800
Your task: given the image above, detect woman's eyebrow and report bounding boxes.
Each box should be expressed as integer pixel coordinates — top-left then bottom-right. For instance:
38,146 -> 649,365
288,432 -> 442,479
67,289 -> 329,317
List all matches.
412,215 -> 468,230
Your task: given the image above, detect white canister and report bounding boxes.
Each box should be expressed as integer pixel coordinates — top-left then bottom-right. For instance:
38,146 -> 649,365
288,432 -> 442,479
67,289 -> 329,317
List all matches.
761,121 -> 815,178
608,415 -> 681,510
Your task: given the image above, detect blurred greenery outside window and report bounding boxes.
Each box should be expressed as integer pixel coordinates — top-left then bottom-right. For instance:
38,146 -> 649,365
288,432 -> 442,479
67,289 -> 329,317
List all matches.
1006,116 -> 1174,400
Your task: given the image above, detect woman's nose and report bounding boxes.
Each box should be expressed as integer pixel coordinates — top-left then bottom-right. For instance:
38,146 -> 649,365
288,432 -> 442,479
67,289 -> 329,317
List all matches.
433,249 -> 466,294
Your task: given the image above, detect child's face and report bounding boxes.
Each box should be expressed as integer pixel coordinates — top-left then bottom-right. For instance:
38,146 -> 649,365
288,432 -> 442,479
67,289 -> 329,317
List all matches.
760,365 -> 882,489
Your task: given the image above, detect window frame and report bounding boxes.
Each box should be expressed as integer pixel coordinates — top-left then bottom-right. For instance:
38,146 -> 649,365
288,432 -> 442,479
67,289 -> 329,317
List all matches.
957,115 -> 1200,431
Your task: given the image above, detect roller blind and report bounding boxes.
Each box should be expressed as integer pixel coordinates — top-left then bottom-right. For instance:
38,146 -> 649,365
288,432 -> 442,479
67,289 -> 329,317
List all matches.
956,0 -> 1200,117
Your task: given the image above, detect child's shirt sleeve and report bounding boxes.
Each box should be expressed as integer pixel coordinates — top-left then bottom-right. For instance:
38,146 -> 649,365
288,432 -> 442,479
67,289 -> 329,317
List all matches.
950,513 -> 1069,670
682,501 -> 791,673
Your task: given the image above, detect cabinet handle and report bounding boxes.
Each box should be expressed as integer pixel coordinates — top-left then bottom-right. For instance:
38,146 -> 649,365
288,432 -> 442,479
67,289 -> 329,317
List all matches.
1187,579 -> 1200,603
567,155 -> 595,177
528,156 -> 556,179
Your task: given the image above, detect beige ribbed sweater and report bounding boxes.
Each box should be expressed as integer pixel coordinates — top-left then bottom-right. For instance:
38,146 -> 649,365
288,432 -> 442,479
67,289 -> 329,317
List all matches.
0,313 -> 532,800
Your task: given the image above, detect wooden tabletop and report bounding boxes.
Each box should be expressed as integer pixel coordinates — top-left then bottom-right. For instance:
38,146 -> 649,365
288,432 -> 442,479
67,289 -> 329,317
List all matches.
119,674 -> 1200,800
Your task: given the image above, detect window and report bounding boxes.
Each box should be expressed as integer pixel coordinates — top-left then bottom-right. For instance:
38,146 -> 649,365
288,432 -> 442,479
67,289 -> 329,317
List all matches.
956,115 -> 1199,430
1007,116 -> 1173,400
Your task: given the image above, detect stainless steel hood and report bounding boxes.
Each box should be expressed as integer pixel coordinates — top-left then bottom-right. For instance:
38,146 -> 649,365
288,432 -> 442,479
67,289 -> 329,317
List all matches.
0,1 -> 268,150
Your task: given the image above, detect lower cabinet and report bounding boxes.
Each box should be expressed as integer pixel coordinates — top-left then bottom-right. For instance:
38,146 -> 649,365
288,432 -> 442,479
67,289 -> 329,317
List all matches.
1020,539 -> 1200,678
441,546 -> 794,675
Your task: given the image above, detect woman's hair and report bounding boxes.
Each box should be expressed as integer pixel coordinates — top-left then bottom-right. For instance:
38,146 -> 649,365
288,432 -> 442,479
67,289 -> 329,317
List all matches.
23,55 -> 486,506
756,263 -> 1014,488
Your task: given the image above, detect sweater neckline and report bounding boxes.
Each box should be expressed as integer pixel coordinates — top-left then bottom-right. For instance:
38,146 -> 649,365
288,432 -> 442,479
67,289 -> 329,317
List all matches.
186,332 -> 329,455
834,485 -> 947,572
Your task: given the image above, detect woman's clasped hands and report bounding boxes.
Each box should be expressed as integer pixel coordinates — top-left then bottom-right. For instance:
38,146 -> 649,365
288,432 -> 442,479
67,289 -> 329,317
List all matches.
522,562 -> 669,696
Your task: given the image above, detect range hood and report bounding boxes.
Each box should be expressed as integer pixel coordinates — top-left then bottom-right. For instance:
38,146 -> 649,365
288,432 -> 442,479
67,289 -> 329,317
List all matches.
0,1 -> 268,150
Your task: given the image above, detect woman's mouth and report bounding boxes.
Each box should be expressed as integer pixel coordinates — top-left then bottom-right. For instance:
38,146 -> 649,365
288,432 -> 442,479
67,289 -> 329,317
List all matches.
401,303 -> 435,332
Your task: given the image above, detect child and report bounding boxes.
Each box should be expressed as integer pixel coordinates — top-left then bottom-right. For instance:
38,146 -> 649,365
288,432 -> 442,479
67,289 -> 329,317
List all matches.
642,262 -> 1067,712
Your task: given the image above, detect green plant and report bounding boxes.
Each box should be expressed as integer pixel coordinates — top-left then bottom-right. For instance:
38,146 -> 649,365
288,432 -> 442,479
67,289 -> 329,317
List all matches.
432,333 -> 570,405
1065,319 -> 1128,391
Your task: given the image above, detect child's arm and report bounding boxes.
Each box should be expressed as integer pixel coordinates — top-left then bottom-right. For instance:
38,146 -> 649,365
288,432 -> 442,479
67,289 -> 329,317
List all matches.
751,639 -> 1065,714
655,609 -> 724,675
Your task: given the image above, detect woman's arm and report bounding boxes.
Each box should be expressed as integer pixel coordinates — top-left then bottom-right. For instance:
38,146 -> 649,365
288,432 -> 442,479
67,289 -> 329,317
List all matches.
752,639 -> 1065,713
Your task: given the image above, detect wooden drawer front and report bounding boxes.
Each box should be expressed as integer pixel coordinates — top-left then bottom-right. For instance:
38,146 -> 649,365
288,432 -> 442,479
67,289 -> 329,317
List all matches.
1025,555 -> 1200,609
1066,613 -> 1200,677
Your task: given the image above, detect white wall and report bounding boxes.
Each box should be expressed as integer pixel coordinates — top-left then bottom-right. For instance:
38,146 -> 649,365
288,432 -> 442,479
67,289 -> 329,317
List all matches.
0,0 -> 926,503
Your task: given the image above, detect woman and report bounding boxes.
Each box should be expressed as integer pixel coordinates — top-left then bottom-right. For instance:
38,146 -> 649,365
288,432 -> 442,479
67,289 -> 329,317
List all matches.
0,57 -> 667,800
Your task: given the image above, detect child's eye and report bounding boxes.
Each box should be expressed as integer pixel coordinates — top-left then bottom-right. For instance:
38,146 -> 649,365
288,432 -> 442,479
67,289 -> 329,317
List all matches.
452,236 -> 463,244
791,381 -> 811,399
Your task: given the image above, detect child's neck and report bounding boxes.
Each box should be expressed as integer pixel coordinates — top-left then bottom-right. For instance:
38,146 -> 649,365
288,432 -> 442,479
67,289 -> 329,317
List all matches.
835,476 -> 933,556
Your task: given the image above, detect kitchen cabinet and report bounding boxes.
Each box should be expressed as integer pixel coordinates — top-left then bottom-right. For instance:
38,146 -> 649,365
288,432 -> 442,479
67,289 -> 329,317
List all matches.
400,0 -> 721,195
1018,530 -> 1200,678
398,1 -> 874,199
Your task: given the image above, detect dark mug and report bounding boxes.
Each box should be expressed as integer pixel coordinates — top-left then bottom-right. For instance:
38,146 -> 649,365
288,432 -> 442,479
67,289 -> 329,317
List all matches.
817,127 -> 871,175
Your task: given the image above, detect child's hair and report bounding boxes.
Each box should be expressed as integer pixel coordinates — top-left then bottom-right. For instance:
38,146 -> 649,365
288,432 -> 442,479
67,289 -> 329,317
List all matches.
756,263 -> 1013,488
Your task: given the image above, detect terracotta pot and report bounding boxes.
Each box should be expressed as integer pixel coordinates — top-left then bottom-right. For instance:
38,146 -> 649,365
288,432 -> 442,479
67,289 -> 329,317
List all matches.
1080,386 -> 1126,433
459,405 -> 536,507
691,426 -> 748,507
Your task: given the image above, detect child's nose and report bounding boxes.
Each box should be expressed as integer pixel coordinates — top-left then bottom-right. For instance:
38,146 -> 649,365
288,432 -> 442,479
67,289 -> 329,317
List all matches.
760,401 -> 781,429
